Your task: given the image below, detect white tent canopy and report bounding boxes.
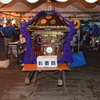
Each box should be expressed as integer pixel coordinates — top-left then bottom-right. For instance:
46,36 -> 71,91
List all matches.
0,0 -> 100,20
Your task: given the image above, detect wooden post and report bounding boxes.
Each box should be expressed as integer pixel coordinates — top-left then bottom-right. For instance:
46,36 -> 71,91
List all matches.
58,71 -> 63,86
25,71 -> 36,84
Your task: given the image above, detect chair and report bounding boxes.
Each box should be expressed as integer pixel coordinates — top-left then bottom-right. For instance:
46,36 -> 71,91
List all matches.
6,41 -> 19,64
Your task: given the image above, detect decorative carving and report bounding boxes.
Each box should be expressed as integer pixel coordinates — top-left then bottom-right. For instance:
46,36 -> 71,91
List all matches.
50,19 -> 56,24
41,19 -> 47,24
46,15 -> 52,19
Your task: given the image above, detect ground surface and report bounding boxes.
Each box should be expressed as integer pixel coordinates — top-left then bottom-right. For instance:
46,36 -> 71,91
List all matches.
0,38 -> 100,100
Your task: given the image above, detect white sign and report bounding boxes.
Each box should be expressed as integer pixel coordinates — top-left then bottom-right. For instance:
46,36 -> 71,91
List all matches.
37,56 -> 58,67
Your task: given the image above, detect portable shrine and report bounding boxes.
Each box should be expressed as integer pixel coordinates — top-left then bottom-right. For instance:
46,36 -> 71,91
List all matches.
20,10 -> 80,65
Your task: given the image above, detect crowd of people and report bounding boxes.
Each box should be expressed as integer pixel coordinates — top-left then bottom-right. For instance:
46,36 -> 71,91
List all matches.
0,21 -> 26,66
85,25 -> 100,51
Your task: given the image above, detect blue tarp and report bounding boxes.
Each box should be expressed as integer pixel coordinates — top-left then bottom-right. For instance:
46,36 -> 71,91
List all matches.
71,52 -> 86,67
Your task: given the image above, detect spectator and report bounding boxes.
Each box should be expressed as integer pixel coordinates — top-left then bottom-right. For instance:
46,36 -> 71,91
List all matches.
12,24 -> 20,41
1,21 -> 15,50
86,25 -> 94,45
91,25 -> 99,49
18,33 -> 26,66
18,44 -> 26,66
0,24 -> 3,39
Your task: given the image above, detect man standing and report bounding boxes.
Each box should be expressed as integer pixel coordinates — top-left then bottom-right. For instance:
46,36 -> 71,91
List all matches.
1,21 -> 15,50
92,25 -> 99,48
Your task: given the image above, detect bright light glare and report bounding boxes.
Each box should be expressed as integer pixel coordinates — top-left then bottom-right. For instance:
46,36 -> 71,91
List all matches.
96,40 -> 99,42
11,20 -> 15,24
56,0 -> 68,2
4,20 -> 7,23
26,0 -> 39,3
85,0 -> 98,3
0,0 -> 12,4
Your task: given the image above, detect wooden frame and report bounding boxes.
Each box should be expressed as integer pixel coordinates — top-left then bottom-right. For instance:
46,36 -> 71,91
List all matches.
22,63 -> 70,92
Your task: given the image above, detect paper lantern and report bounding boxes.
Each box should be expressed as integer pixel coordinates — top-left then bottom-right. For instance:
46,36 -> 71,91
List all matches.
1,0 -> 12,4
85,0 -> 98,3
26,0 -> 39,3
56,0 -> 68,2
